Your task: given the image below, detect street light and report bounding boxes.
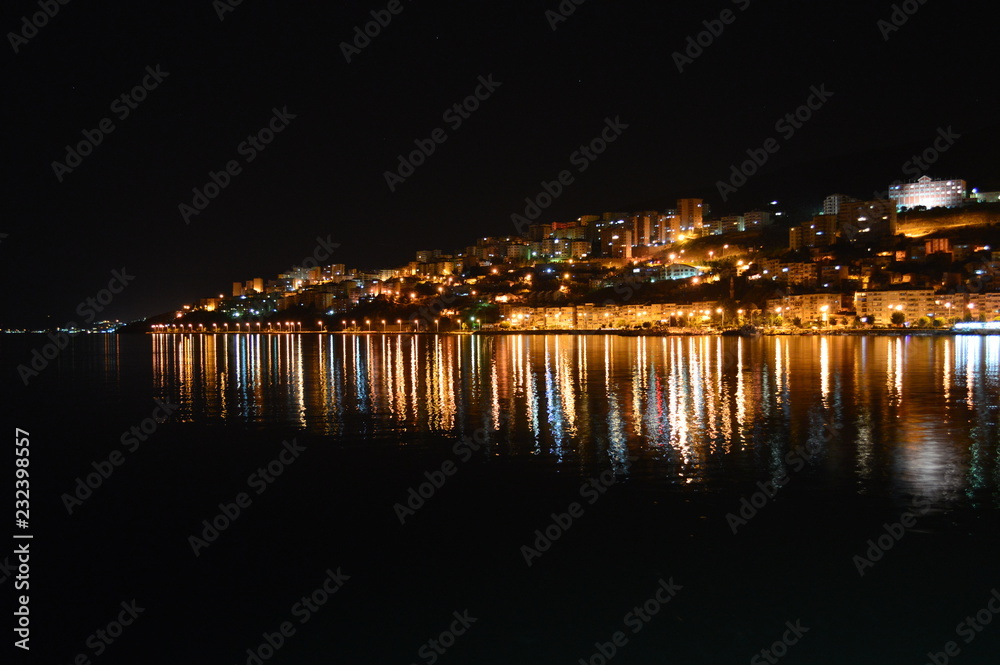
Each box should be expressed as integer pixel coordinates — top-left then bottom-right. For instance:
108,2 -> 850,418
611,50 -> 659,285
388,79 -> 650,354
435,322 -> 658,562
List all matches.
434,318 -> 440,333
397,318 -> 402,332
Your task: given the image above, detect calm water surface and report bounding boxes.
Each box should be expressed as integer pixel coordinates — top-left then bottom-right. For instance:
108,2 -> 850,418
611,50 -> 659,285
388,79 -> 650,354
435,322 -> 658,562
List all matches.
5,332 -> 999,664
145,333 -> 999,503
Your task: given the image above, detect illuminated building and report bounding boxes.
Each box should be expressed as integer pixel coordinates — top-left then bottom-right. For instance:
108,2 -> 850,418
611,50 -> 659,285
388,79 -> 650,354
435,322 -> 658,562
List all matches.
597,219 -> 632,259
837,199 -> 897,239
501,302 -> 721,330
743,210 -> 773,229
822,193 -> 856,216
756,260 -> 817,286
704,215 -> 745,235
789,215 -> 837,250
569,241 -> 591,259
662,263 -> 701,280
630,211 -> 659,246
853,289 -> 939,325
677,199 -> 704,236
767,293 -> 845,324
925,238 -> 952,255
655,210 -> 680,244
888,176 -> 966,210
506,244 -> 532,262
972,189 -> 1000,203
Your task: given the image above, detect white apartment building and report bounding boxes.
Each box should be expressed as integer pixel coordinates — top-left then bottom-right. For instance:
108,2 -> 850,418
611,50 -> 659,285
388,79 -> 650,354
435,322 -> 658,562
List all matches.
888,176 -> 966,211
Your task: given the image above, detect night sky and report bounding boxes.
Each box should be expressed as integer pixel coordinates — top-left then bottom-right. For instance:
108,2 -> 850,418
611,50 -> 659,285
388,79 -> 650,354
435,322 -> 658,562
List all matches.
3,0 -> 998,327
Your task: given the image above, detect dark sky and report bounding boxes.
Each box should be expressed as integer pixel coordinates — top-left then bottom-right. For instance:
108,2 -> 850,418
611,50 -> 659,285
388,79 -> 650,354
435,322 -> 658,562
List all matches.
2,0 -> 998,327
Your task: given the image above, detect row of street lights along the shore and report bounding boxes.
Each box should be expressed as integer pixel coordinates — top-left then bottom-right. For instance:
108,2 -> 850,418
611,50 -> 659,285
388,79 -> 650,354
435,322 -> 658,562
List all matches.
150,318 -> 442,333
148,300 -> 985,334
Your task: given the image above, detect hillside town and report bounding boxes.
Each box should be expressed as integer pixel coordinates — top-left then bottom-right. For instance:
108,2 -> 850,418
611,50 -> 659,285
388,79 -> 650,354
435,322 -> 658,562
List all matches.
164,176 -> 1000,333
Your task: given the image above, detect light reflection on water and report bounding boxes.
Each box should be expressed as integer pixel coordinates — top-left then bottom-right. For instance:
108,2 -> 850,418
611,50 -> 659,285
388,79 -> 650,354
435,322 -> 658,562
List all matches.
150,333 -> 1000,500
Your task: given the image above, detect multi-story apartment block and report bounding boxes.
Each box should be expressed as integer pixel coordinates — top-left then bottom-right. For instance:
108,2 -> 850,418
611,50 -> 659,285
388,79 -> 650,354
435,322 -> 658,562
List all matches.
853,289 -> 940,324
415,250 -> 442,263
541,238 -> 589,260
702,217 -> 744,236
757,260 -> 817,286
506,244 -> 532,263
654,210 -> 681,244
823,194 -> 857,216
321,264 -> 347,281
720,215 -> 745,234
888,176 -> 967,210
598,222 -> 632,259
964,293 -> 1000,320
629,211 -> 659,247
790,215 -> 838,250
818,264 -> 851,289
837,199 -> 897,239
767,293 -> 846,324
501,302 -> 725,330
743,210 -> 773,229
569,241 -> 592,259
677,199 -> 704,237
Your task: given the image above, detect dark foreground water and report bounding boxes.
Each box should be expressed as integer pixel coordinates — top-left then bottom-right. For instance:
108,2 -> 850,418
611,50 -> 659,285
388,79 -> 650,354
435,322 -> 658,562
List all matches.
3,333 -> 999,664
